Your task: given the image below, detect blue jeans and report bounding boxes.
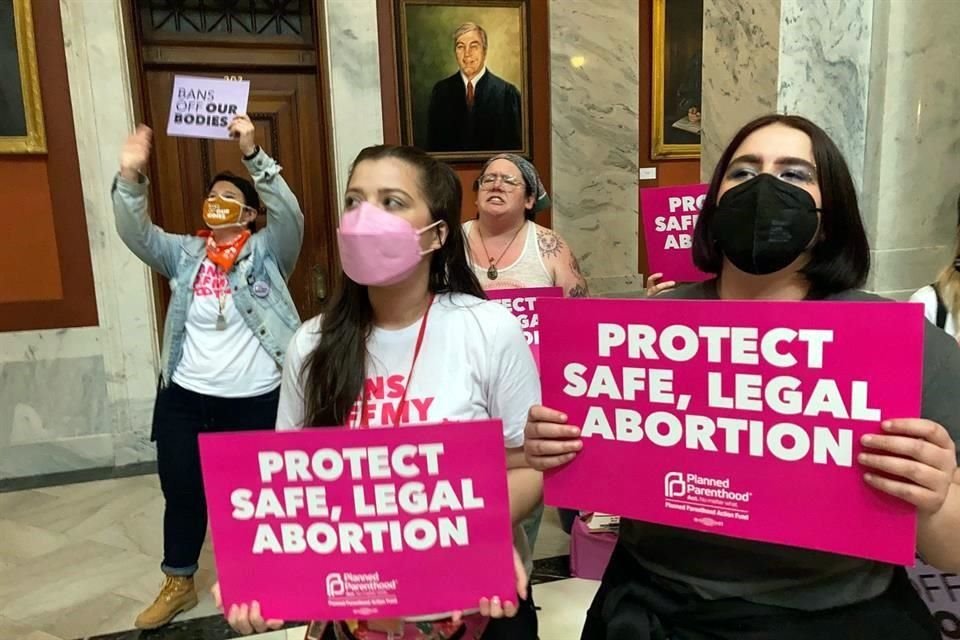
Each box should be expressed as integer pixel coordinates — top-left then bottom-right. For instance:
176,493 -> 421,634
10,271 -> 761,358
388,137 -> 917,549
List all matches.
153,382 -> 279,575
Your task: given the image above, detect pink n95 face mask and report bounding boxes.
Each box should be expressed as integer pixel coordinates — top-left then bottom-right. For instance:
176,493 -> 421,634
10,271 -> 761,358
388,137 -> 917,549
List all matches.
337,201 -> 442,286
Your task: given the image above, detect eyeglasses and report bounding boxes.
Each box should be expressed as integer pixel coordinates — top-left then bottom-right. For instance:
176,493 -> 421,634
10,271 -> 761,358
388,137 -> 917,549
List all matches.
478,173 -> 523,191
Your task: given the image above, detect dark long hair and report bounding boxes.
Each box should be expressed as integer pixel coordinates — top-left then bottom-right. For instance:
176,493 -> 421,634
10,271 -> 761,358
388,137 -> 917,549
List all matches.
692,114 -> 871,298
302,145 -> 484,427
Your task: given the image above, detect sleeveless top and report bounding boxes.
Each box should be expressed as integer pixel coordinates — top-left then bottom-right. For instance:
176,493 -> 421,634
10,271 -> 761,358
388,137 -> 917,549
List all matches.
463,219 -> 554,290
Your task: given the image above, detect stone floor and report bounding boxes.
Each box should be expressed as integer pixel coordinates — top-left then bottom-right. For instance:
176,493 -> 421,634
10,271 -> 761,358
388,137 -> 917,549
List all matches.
0,474 -> 598,640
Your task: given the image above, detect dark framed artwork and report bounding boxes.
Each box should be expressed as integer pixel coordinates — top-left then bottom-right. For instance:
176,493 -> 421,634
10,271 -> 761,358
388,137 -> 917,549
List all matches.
0,0 -> 45,153
395,0 -> 530,162
651,0 -> 702,159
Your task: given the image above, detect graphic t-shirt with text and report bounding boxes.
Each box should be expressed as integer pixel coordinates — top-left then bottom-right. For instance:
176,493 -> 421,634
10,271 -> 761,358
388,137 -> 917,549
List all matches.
174,259 -> 281,397
276,293 -> 539,447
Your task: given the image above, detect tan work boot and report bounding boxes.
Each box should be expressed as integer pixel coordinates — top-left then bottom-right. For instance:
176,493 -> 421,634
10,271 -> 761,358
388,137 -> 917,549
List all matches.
134,575 -> 198,629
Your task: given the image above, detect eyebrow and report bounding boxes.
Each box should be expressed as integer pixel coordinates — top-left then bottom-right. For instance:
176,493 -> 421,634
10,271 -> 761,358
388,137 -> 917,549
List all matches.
345,187 -> 414,199
728,154 -> 817,171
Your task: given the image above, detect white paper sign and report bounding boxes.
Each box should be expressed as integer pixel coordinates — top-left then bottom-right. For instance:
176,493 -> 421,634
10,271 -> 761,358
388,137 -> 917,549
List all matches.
166,75 -> 250,141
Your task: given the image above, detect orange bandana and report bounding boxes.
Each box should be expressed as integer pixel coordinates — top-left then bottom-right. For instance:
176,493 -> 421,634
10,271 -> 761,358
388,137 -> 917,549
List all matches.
199,230 -> 251,272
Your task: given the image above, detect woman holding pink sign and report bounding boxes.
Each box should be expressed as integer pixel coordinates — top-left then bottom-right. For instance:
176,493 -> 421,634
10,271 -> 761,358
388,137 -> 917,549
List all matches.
217,145 -> 543,640
525,114 -> 960,639
464,154 -> 588,297
465,154 -> 589,543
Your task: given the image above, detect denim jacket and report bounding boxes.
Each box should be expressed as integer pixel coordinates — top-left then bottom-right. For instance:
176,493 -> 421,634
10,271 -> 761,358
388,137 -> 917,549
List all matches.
111,150 -> 304,386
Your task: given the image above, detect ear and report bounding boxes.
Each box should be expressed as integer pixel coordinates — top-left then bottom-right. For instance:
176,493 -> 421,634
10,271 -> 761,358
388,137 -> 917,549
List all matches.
524,194 -> 536,211
242,208 -> 259,225
432,221 -> 449,250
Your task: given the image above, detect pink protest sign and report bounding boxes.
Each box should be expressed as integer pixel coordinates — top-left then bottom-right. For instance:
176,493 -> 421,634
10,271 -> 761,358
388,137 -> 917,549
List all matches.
487,287 -> 563,370
640,183 -> 710,282
539,297 -> 925,565
199,421 -> 515,620
166,75 -> 250,140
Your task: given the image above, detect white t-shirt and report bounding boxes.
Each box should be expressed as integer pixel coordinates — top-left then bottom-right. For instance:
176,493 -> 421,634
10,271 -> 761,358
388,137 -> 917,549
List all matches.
277,293 -> 542,613
277,293 -> 540,443
910,285 -> 959,342
173,259 -> 282,397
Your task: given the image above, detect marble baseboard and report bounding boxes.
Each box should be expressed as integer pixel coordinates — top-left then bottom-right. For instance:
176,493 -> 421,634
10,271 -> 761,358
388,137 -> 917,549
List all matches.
113,428 -> 156,467
0,435 -> 116,481
0,356 -> 109,444
0,461 -> 156,494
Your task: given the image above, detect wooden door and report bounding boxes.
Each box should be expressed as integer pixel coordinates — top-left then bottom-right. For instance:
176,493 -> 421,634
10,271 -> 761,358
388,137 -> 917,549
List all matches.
129,0 -> 337,322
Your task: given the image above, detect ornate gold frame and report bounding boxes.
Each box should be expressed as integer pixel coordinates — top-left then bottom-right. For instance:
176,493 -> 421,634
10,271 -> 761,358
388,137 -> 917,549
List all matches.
1,0 -> 46,153
395,0 -> 531,162
651,0 -> 699,160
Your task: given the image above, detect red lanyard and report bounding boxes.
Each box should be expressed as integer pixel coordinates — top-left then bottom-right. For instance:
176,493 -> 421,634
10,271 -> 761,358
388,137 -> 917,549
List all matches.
356,294 -> 434,428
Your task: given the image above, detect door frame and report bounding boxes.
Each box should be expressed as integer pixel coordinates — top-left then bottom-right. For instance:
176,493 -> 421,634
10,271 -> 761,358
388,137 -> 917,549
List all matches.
119,0 -> 340,338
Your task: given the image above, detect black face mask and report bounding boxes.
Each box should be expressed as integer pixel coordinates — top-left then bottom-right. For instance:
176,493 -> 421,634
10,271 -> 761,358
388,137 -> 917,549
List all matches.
711,173 -> 821,275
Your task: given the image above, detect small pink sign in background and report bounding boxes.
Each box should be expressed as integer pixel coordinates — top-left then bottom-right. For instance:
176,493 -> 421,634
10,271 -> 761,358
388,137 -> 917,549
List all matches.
640,183 -> 710,283
199,421 -> 516,621
539,297 -> 924,565
487,287 -> 563,370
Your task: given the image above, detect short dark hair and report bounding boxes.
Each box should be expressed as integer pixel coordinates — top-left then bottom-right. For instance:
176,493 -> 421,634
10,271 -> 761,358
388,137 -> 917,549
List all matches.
208,172 -> 261,232
692,114 -> 870,298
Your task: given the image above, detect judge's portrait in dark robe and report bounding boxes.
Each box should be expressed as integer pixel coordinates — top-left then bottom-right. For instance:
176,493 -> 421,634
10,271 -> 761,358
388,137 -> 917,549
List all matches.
426,22 -> 522,153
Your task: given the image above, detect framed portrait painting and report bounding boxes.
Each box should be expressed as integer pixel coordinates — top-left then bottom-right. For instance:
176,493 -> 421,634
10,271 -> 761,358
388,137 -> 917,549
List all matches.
651,0 -> 702,159
0,0 -> 45,153
395,0 -> 531,162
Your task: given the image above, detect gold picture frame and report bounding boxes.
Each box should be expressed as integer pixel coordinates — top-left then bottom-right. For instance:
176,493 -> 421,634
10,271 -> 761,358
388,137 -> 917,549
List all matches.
651,0 -> 702,160
0,0 -> 46,154
395,0 -> 531,162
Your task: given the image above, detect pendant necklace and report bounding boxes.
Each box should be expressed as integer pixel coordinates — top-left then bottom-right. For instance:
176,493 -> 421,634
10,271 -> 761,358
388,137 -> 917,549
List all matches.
216,289 -> 227,331
477,221 -> 525,281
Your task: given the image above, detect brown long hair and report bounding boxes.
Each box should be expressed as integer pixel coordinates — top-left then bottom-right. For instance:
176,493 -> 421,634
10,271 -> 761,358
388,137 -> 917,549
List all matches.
692,114 -> 871,298
301,145 -> 484,427
934,193 -> 960,326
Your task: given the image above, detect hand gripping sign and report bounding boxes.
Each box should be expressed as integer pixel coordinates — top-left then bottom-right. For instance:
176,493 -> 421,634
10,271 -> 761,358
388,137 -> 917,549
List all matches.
538,297 -> 925,565
199,421 -> 516,620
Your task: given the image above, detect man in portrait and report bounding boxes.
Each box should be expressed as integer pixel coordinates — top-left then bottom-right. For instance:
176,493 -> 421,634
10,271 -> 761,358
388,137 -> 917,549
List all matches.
426,22 -> 522,153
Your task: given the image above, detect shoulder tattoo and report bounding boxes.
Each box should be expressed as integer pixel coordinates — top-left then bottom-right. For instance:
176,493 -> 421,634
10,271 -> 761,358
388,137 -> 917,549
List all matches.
537,227 -> 564,259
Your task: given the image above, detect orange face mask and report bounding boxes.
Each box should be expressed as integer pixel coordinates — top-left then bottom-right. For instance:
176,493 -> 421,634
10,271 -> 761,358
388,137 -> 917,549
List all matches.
202,193 -> 251,229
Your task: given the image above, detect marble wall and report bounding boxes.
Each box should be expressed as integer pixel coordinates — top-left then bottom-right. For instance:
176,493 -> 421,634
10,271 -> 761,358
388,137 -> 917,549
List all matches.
860,0 -> 960,298
0,0 -> 158,480
549,0 -> 644,296
324,0 -> 384,199
700,0 -> 960,298
0,0 -> 392,481
700,0 -> 780,180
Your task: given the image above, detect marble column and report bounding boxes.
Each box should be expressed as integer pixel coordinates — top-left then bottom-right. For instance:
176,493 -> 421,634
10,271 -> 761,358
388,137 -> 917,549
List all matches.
549,0 -> 643,296
700,0 -> 960,298
859,0 -> 960,297
323,0 -> 385,201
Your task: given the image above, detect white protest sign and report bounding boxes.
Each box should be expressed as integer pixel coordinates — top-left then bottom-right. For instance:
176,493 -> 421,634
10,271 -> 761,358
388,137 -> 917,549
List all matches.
166,75 -> 250,140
